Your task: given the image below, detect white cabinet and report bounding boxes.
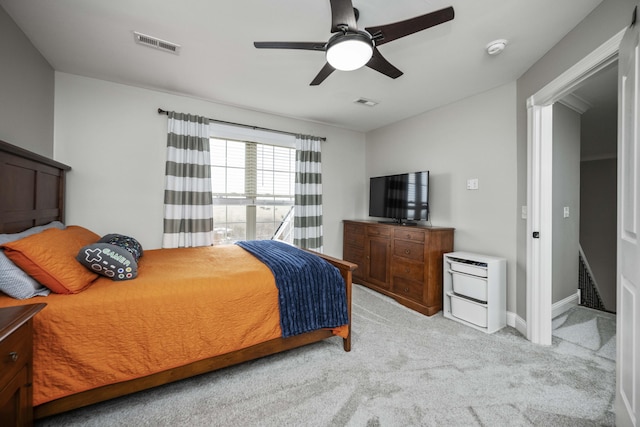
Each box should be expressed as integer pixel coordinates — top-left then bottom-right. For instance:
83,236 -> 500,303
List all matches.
443,252 -> 506,333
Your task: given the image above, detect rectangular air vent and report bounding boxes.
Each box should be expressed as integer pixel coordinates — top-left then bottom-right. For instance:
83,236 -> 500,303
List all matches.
354,97 -> 378,107
133,31 -> 181,55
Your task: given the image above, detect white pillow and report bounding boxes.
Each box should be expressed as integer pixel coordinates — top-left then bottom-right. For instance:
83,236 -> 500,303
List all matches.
0,221 -> 65,299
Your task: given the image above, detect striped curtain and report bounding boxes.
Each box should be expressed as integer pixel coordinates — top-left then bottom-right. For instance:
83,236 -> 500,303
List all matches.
294,135 -> 323,251
162,112 -> 213,248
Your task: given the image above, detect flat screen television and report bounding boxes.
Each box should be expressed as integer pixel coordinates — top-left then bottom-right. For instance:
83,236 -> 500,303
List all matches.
369,171 -> 429,225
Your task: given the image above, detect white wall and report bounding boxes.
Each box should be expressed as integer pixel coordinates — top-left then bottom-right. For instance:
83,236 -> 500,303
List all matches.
366,82 -> 518,313
53,73 -> 366,257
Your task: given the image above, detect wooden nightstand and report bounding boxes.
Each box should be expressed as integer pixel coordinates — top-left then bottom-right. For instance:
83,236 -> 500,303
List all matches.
0,303 -> 46,427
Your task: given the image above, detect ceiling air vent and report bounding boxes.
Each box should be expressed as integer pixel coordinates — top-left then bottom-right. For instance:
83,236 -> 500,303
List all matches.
353,97 -> 378,107
133,31 -> 181,55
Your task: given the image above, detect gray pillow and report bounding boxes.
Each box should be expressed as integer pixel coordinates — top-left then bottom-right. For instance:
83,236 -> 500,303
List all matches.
0,221 -> 65,299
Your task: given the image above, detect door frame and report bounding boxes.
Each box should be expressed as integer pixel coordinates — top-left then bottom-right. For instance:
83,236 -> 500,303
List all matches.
526,29 -> 625,345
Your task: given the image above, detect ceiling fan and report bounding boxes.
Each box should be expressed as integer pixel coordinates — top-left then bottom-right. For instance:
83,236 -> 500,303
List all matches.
253,0 -> 454,86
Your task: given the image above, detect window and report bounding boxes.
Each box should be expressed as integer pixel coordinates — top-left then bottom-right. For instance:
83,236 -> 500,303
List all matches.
210,138 -> 295,245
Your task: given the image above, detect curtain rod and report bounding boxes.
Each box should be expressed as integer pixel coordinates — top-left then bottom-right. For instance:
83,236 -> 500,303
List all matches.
157,108 -> 326,141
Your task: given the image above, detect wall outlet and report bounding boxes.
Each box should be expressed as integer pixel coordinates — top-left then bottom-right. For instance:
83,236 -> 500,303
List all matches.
521,206 -> 527,219
563,206 -> 570,218
466,178 -> 479,190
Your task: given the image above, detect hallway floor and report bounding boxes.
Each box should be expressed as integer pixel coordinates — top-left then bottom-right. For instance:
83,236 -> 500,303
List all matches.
552,305 -> 616,361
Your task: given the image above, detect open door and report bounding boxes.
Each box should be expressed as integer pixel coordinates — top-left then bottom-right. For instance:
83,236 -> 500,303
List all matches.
617,5 -> 640,426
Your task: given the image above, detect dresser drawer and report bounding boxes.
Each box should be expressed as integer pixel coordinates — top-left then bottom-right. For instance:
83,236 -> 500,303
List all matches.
393,240 -> 424,262
0,323 -> 30,389
392,256 -> 424,282
392,277 -> 423,301
366,225 -> 390,237
394,228 -> 425,242
344,231 -> 364,247
344,223 -> 365,247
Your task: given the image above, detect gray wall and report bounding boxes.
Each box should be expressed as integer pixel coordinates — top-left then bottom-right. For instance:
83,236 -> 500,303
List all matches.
516,0 -> 634,319
0,6 -> 54,156
552,103 -> 581,304
578,69 -> 617,312
580,158 -> 617,311
366,82 -> 518,314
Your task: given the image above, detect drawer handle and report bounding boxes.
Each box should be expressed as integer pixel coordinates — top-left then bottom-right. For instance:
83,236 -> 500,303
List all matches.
404,287 -> 409,292
9,351 -> 18,362
404,249 -> 411,255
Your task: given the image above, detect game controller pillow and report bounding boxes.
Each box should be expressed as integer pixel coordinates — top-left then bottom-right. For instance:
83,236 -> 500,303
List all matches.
98,234 -> 143,261
77,243 -> 138,281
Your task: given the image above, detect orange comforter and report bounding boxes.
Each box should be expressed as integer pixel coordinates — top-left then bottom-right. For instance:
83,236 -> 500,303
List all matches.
0,245 -> 345,406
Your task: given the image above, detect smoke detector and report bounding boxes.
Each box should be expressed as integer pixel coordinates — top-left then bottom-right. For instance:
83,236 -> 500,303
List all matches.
133,31 -> 181,55
486,39 -> 508,56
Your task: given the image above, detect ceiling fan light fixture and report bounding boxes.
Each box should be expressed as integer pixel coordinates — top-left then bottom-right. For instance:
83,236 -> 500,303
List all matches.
326,32 -> 373,71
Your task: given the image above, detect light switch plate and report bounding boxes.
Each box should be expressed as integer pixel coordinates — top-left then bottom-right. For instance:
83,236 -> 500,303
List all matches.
467,178 -> 479,190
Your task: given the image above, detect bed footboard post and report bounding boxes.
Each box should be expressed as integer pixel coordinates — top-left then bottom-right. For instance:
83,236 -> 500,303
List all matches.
343,270 -> 352,352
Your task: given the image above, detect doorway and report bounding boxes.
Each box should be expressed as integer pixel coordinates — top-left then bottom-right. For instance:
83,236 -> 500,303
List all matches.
570,63 -> 618,314
526,29 -> 625,346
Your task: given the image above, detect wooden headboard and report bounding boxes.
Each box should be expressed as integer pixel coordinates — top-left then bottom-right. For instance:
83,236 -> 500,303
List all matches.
0,140 -> 71,234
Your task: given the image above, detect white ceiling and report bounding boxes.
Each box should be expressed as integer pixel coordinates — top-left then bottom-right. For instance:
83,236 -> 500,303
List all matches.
2,0 -> 604,132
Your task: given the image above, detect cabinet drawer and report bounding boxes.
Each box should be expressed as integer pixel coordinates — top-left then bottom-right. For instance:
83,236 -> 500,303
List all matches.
366,225 -> 390,237
452,272 -> 488,302
394,240 -> 424,262
0,365 -> 27,426
0,323 -> 30,389
344,232 -> 364,247
448,292 -> 488,328
392,256 -> 424,282
344,223 -> 365,246
392,277 -> 423,301
394,228 -> 425,242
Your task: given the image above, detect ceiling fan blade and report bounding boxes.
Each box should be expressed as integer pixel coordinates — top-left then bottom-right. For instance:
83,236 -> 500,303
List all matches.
366,48 -> 403,79
365,6 -> 454,46
330,0 -> 358,33
254,41 -> 326,51
310,63 -> 336,86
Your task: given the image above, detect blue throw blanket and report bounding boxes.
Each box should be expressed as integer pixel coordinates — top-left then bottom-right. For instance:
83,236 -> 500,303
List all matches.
235,240 -> 348,338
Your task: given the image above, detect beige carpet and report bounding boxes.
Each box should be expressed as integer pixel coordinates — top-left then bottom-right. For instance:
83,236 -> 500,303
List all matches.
37,285 -> 616,426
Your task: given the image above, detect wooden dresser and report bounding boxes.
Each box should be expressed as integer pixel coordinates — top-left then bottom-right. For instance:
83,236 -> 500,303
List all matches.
0,303 -> 46,427
343,220 -> 454,316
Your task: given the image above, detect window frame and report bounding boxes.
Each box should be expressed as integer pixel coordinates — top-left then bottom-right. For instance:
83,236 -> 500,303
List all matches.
209,124 -> 296,244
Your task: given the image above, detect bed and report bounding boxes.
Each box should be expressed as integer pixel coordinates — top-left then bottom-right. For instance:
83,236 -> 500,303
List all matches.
0,139 -> 356,420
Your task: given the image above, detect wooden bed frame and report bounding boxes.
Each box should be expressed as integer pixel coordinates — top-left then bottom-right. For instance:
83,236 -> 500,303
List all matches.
0,139 -> 356,419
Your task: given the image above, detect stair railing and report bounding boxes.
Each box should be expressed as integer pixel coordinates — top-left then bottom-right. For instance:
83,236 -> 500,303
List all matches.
578,244 -> 606,311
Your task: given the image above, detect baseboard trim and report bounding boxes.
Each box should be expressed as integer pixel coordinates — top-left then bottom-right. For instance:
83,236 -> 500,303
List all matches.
507,311 -> 527,337
552,292 -> 579,319
505,294 -> 577,340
